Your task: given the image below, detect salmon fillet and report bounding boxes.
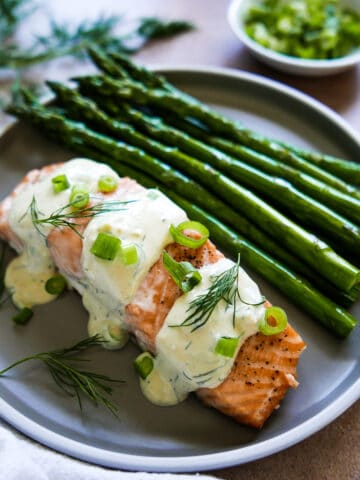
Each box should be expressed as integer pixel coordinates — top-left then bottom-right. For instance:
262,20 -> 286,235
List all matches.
0,164 -> 306,429
126,243 -> 305,428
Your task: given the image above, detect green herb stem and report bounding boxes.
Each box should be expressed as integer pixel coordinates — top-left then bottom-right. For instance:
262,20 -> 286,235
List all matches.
177,255 -> 265,331
27,195 -> 131,238
0,2 -> 194,70
0,335 -> 124,415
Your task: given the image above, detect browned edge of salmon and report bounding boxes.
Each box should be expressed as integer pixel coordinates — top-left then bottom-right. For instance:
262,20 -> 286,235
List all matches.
197,325 -> 305,428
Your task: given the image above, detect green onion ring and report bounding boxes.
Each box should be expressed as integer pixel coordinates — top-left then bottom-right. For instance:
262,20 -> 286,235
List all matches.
170,220 -> 209,249
259,306 -> 288,336
98,175 -> 118,193
69,184 -> 90,209
45,274 -> 67,295
134,352 -> 154,380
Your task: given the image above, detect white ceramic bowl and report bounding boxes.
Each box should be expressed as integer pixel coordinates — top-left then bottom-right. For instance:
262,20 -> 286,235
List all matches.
228,0 -> 360,76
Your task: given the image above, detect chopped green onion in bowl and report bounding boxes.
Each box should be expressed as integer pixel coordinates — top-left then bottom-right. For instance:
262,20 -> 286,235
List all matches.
244,0 -> 360,60
228,0 -> 360,75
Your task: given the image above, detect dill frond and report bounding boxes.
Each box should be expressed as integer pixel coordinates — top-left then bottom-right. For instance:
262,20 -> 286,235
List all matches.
0,335 -> 124,415
176,255 -> 265,332
27,195 -> 132,238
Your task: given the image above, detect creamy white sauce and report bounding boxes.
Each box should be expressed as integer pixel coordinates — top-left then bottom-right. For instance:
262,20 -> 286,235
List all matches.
83,289 -> 129,350
5,158 -> 120,310
5,254 -> 56,308
81,188 -> 187,306
140,258 -> 266,406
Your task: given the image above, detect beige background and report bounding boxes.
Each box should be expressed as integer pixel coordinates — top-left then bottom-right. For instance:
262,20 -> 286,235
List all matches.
0,1 -> 359,479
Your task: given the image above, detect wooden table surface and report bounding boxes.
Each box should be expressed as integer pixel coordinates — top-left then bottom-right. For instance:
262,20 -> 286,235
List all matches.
0,1 -> 359,479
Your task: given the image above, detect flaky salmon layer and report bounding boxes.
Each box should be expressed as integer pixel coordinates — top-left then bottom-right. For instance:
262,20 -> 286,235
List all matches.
0,164 -> 306,428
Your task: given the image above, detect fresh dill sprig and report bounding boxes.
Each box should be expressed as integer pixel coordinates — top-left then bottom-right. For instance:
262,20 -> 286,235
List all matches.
0,0 -> 193,105
176,255 -> 265,332
0,335 -> 123,415
26,195 -> 131,238
0,0 -> 194,70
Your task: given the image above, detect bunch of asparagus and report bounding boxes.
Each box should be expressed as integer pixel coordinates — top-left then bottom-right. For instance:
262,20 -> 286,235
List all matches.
6,47 -> 360,337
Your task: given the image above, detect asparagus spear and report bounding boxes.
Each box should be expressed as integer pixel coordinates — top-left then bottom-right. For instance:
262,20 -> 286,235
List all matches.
102,49 -> 360,187
53,140 -> 359,337
156,113 -> 360,225
280,142 -> 360,186
87,47 -> 130,80
7,98 -> 359,293
62,82 -> 360,254
89,47 -> 176,92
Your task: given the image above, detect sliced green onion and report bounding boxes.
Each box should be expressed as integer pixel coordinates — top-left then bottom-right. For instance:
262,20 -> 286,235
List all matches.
108,325 -> 129,348
121,244 -> 138,266
215,337 -> 239,358
69,184 -> 90,209
12,307 -> 33,325
170,220 -> 209,249
51,174 -> 69,193
244,0 -> 360,60
98,175 -> 118,193
259,306 -> 288,336
134,352 -> 154,380
162,251 -> 202,293
90,232 -> 121,261
45,274 -> 67,295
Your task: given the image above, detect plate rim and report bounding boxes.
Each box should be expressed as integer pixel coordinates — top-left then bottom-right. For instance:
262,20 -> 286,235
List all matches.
0,65 -> 359,472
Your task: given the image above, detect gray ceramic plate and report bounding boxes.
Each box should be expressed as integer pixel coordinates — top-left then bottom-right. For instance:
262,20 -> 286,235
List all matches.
0,67 -> 359,473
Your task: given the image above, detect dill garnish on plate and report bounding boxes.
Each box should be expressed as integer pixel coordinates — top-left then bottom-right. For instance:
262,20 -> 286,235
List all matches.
0,335 -> 124,415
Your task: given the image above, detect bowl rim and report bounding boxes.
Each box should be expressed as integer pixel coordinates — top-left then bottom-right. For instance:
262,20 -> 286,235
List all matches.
227,0 -> 360,70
